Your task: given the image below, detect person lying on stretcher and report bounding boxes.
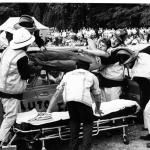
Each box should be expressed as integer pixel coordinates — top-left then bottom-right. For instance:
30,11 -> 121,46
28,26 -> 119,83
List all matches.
77,36 -> 127,102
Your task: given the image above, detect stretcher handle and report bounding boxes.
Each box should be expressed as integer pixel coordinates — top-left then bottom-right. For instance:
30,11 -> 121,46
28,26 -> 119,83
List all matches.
33,131 -> 42,141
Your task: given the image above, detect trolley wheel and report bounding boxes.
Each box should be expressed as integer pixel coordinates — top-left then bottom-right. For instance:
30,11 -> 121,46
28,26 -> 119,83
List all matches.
123,135 -> 129,144
26,142 -> 35,150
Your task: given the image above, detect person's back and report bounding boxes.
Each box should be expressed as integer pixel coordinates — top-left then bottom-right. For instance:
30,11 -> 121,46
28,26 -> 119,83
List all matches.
62,68 -> 99,107
0,47 -> 27,94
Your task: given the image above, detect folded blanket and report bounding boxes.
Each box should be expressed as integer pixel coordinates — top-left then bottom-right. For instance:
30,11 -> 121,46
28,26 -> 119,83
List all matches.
16,109 -> 38,124
16,99 -> 140,126
16,110 -> 69,126
93,99 -> 140,117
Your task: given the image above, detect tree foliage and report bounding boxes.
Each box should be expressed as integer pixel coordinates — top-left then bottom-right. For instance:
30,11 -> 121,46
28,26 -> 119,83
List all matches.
0,3 -> 150,30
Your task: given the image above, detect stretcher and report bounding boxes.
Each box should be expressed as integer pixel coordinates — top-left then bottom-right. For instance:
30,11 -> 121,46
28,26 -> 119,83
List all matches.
6,99 -> 140,150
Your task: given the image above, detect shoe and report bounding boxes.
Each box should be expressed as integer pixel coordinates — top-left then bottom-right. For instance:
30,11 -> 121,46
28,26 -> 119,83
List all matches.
147,143 -> 150,148
142,127 -> 148,131
140,134 -> 150,140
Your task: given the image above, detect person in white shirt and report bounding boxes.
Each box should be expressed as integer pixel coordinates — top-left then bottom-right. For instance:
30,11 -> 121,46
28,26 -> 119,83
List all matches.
47,58 -> 102,150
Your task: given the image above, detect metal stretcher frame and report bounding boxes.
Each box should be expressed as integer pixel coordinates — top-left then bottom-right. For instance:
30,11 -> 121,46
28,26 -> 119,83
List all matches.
7,115 -> 137,150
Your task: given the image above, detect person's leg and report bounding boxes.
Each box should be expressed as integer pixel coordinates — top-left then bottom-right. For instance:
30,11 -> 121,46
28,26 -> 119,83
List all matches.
81,122 -> 93,150
104,86 -> 122,101
0,99 -> 4,126
69,119 -> 80,150
0,98 -> 20,143
78,103 -> 93,150
67,102 -> 80,150
143,100 -> 150,130
144,102 -> 150,148
140,100 -> 150,140
133,77 -> 150,109
132,77 -> 150,124
97,73 -> 124,87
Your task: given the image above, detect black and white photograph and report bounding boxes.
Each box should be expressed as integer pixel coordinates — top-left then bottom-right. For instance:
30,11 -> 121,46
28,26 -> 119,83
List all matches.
0,1 -> 150,150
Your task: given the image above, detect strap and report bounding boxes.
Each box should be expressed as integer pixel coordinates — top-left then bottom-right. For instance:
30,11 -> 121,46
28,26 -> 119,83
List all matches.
124,65 -> 131,79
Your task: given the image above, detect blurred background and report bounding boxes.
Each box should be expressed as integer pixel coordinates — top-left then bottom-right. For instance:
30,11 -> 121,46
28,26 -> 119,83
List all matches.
0,3 -> 150,31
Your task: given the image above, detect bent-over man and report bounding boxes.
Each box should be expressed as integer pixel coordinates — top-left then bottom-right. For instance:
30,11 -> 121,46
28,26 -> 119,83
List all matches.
47,58 -> 102,150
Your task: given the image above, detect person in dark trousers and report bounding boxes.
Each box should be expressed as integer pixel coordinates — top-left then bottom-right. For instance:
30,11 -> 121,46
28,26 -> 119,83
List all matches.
47,60 -> 101,150
47,58 -> 102,150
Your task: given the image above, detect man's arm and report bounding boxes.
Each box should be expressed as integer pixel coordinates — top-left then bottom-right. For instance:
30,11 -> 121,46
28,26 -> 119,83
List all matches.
78,38 -> 110,58
93,94 -> 103,116
82,49 -> 110,57
17,56 -> 31,80
91,74 -> 103,116
34,30 -> 47,51
34,30 -> 45,48
46,85 -> 64,113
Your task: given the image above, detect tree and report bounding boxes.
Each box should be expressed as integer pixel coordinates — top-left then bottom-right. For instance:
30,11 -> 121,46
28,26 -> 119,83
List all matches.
0,3 -> 150,29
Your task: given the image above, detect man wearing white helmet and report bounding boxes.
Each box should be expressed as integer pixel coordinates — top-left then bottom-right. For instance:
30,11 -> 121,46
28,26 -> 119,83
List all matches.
0,27 -> 36,146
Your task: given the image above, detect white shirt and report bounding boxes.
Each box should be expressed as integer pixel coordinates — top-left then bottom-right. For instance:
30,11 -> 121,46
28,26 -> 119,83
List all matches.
131,53 -> 150,79
57,69 -> 101,107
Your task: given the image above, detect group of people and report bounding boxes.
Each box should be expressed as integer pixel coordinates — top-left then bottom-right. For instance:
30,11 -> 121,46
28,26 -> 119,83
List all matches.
80,29 -> 150,150
47,27 -> 150,150
44,26 -> 150,48
1,14 -> 150,150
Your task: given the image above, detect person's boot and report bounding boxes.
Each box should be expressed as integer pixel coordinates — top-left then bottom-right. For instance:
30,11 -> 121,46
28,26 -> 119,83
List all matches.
147,143 -> 150,148
140,134 -> 150,140
142,127 -> 148,131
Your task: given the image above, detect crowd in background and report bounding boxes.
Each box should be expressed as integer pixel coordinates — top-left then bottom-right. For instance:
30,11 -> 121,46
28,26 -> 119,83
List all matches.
41,27 -> 150,48
0,26 -> 150,50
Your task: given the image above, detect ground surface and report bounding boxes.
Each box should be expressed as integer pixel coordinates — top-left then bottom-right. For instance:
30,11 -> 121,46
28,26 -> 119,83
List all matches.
91,124 -> 149,150
17,123 -> 150,150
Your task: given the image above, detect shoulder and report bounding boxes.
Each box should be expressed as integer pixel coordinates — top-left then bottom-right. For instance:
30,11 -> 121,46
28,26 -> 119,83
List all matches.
62,70 -> 74,79
87,71 -> 98,80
